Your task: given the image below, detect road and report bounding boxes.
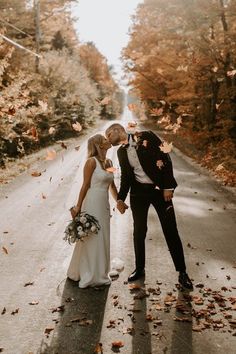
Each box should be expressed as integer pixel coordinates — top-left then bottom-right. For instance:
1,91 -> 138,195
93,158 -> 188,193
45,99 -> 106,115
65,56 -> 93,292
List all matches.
0,117 -> 236,354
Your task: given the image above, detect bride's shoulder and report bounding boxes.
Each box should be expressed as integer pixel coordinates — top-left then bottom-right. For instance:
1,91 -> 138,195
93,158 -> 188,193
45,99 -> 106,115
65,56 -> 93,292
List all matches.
84,157 -> 96,169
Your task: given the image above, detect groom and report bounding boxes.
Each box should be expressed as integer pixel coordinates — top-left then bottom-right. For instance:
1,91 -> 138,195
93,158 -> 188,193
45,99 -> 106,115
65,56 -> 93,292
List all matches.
105,123 -> 193,290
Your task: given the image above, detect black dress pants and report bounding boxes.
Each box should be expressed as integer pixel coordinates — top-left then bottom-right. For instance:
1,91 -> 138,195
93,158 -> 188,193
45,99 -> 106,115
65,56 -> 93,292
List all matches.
130,183 -> 186,272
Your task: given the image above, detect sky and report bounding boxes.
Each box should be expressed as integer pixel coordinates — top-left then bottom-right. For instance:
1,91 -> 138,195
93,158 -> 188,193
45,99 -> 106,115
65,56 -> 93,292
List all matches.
72,0 -> 141,86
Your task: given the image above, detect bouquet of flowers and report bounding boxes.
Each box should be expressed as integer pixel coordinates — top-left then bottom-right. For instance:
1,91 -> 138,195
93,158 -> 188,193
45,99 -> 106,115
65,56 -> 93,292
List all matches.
64,211 -> 101,244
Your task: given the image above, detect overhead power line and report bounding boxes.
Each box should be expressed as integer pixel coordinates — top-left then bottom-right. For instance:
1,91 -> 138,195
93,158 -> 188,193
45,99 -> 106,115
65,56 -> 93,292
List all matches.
0,34 -> 41,58
0,17 -> 33,38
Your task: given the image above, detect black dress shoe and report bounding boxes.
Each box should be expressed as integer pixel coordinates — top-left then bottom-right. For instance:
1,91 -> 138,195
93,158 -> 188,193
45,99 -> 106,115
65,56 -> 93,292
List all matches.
178,272 -> 193,290
128,269 -> 145,282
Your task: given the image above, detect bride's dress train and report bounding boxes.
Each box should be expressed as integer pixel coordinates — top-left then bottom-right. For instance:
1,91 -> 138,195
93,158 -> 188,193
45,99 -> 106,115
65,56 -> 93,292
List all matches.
67,157 -> 113,288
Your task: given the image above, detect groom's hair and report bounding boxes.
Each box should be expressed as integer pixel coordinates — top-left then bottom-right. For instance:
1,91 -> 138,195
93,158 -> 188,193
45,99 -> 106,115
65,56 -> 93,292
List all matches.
105,123 -> 126,135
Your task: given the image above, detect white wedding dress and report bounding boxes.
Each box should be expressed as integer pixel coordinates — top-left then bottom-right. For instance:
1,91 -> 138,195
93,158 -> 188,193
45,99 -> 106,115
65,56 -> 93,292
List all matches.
67,157 -> 113,288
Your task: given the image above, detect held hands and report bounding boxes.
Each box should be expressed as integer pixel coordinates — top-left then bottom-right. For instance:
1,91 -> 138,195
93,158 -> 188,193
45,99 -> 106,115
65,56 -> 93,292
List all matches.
70,205 -> 80,219
163,189 -> 174,202
116,200 -> 129,214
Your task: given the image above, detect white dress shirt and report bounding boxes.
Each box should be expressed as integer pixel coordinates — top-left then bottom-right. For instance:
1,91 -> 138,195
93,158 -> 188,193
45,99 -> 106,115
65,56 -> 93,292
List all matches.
126,136 -> 154,184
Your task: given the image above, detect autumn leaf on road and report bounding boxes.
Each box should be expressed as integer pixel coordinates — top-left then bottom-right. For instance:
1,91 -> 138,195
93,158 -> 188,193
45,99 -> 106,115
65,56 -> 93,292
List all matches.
111,341 -> 124,349
72,122 -> 82,132
45,149 -> 57,161
29,301 -> 39,305
159,141 -> 173,153
44,327 -> 54,336
94,343 -> 103,353
1,307 -> 6,315
2,247 -> 8,254
24,282 -> 34,287
11,308 -> 19,315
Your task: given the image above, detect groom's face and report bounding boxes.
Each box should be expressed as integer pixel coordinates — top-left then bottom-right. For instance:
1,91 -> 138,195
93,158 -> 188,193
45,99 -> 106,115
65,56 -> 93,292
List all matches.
106,129 -> 121,146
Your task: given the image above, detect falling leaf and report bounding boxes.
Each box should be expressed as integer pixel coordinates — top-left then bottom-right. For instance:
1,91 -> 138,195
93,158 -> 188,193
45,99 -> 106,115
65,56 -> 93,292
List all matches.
100,96 -> 111,105
24,282 -> 34,287
38,100 -> 48,112
106,167 -> 117,173
150,107 -> 163,116
72,122 -> 82,132
11,308 -> 19,315
215,163 -> 224,171
177,116 -> 182,125
31,171 -> 41,177
75,145 -> 80,151
61,142 -> 67,149
111,341 -> 124,349
159,141 -> 173,153
176,65 -> 188,72
3,231 -> 9,234
2,246 -> 9,255
142,140 -> 148,147
226,275 -> 231,280
1,307 -> 6,315
41,193 -> 46,199
227,70 -> 236,77
45,149 -> 57,161
29,301 -> 39,305
40,267 -> 46,272
49,127 -> 55,135
156,160 -> 164,169
127,103 -> 136,111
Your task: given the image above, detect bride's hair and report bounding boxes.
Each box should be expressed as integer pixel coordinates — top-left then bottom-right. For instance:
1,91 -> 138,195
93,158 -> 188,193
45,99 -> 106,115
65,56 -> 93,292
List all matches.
87,134 -> 105,160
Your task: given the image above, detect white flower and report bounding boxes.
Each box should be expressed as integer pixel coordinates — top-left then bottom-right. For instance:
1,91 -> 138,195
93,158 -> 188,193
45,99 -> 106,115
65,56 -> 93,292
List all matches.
80,216 -> 87,224
91,225 -> 97,232
78,231 -> 86,237
77,226 -> 83,231
85,222 -> 90,227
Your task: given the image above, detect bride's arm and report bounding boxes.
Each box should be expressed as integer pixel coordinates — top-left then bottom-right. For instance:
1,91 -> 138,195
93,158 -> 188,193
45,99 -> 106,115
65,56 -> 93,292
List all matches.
71,158 -> 96,218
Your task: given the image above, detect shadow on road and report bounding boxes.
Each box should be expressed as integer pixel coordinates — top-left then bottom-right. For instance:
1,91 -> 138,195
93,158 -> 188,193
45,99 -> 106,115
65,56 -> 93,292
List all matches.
131,279 -> 152,354
169,290 -> 193,354
37,278 -> 109,354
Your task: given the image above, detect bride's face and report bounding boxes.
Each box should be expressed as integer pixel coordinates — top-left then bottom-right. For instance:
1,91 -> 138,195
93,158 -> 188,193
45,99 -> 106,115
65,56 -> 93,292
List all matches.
100,137 -> 112,151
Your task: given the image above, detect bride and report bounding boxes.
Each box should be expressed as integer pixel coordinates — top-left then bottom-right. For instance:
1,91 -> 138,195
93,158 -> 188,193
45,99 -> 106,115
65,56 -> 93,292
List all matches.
67,134 -> 124,288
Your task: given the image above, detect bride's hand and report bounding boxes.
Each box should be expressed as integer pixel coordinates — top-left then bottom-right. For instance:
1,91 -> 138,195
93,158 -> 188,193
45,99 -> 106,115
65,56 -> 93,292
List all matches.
70,206 -> 80,219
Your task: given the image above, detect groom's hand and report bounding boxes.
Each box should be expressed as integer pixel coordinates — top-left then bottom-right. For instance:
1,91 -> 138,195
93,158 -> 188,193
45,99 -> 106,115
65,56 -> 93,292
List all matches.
163,189 -> 174,202
117,200 -> 129,214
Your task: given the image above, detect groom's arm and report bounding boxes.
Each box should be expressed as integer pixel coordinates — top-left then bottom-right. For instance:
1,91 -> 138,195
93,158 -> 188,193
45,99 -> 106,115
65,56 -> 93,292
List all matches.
117,148 -> 132,202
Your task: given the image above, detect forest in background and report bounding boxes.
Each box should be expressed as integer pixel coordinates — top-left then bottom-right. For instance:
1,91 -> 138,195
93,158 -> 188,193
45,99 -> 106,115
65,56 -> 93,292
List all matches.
123,0 -> 236,185
0,0 -> 123,168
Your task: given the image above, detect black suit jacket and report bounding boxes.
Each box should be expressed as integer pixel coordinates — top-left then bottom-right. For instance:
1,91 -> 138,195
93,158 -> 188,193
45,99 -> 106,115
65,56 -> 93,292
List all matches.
117,130 -> 177,201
